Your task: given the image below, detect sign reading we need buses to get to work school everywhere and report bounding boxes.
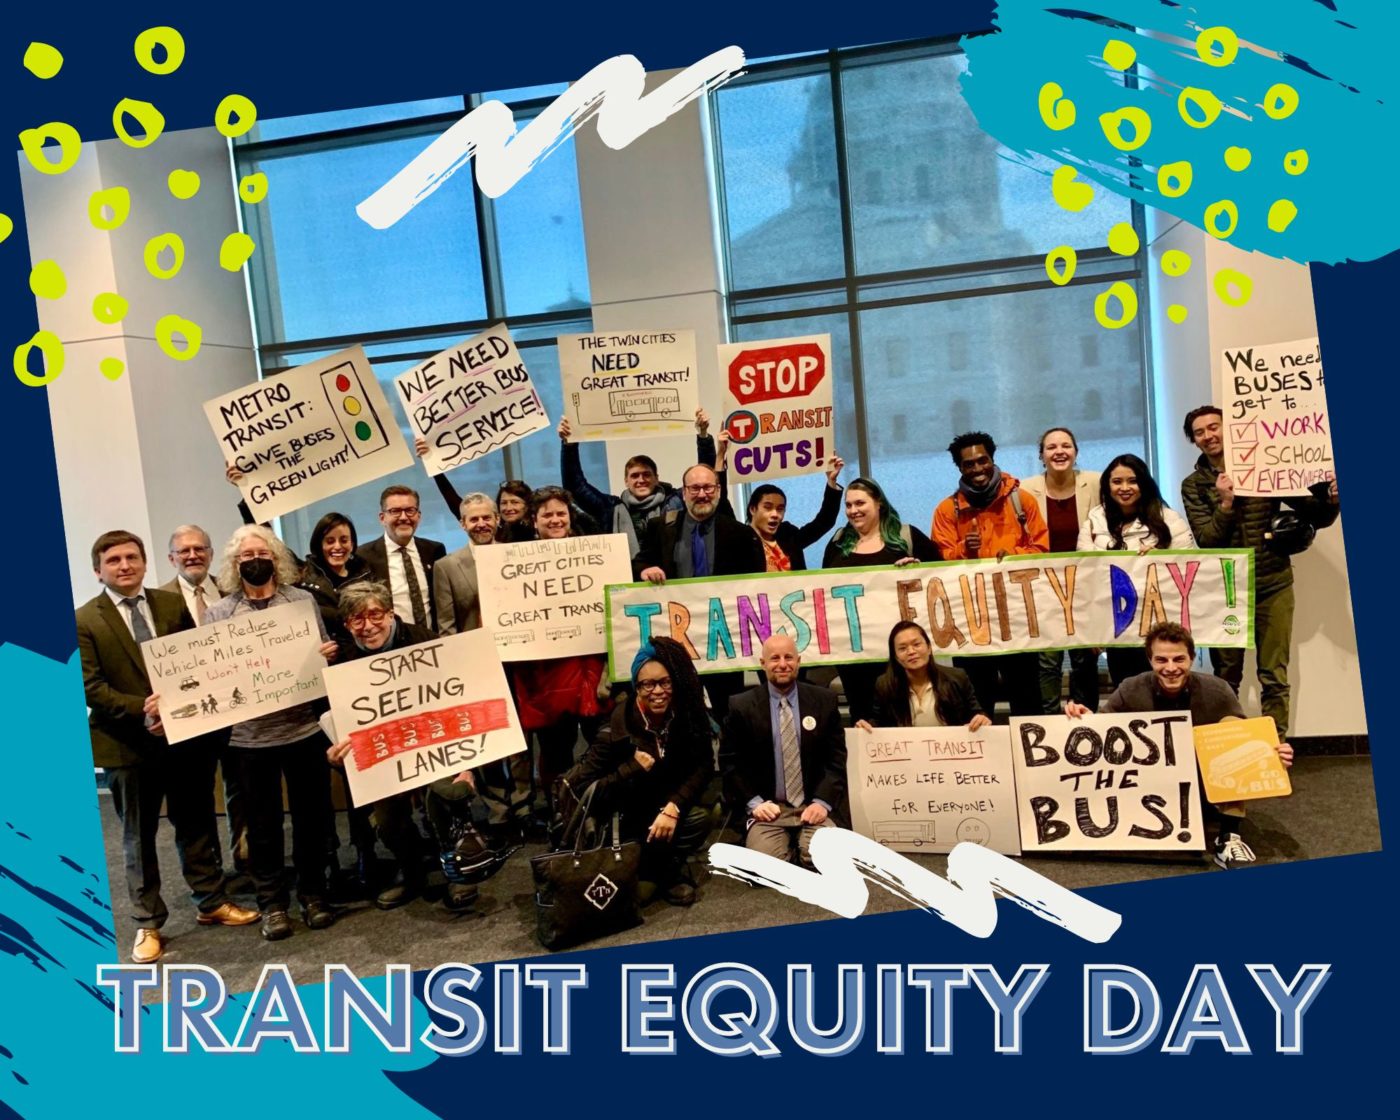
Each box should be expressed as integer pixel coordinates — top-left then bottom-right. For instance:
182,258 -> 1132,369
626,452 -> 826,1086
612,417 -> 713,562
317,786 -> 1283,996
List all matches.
720,333 -> 836,483
558,329 -> 700,441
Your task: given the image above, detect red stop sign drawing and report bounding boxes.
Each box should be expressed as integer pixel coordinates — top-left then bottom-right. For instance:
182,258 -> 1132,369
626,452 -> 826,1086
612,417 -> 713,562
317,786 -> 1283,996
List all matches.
727,342 -> 826,406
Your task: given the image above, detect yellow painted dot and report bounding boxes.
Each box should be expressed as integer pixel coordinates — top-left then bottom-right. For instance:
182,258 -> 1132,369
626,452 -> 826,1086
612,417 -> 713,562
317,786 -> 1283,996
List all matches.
1045,246 -> 1077,286
1103,39 -> 1136,71
1051,165 -> 1094,212
89,187 -> 131,230
344,397 -> 363,416
23,42 -> 64,79
1178,87 -> 1223,128
134,27 -> 185,75
113,99 -> 165,148
1268,199 -> 1298,233
29,260 -> 66,300
1263,83 -> 1299,119
1037,82 -> 1076,131
1195,26 -> 1239,67
238,173 -> 268,204
0,213 -> 12,244
100,357 -> 126,381
215,94 -> 258,138
1204,199 -> 1239,239
168,169 -> 201,199
155,315 -> 203,360
93,292 -> 129,324
219,232 -> 256,271
1094,281 -> 1139,330
1213,268 -> 1253,307
1157,160 -> 1192,197
13,331 -> 64,387
1161,249 -> 1192,277
19,122 -> 82,175
1167,304 -> 1189,324
1099,106 -> 1152,151
1284,149 -> 1309,175
1224,146 -> 1252,171
1108,222 -> 1140,256
144,233 -> 185,280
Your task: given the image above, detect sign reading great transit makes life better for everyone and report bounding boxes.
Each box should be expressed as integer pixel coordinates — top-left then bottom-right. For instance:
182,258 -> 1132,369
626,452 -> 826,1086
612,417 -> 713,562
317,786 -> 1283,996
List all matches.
393,323 -> 549,477
322,628 -> 528,806
606,549 -> 1254,679
720,333 -> 836,483
205,346 -> 413,522
558,329 -> 699,441
140,599 -> 327,745
846,725 -> 1022,856
1221,335 -> 1333,497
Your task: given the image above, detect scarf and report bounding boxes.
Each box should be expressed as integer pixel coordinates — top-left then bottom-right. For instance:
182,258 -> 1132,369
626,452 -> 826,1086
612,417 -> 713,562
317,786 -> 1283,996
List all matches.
958,464 -> 1003,508
615,488 -> 671,556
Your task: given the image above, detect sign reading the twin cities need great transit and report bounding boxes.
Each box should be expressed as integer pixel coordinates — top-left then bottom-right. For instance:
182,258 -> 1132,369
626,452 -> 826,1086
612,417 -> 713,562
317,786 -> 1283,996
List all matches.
606,550 -> 1253,679
475,534 -> 633,661
205,346 -> 413,521
719,333 -> 836,483
845,725 -> 1021,856
1010,713 -> 1204,853
140,599 -> 327,745
558,329 -> 699,441
1193,716 -> 1292,804
394,323 -> 549,477
323,628 -> 528,805
1221,336 -> 1333,497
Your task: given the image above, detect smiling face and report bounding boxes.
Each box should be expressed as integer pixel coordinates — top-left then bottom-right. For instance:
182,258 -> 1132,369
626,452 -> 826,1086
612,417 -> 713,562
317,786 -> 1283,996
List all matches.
760,634 -> 800,688
1190,412 -> 1224,460
844,487 -> 879,535
635,660 -> 673,717
379,495 -> 421,546
97,542 -> 147,597
534,499 -> 571,540
462,501 -> 499,546
1149,639 -> 1193,694
682,466 -> 719,521
750,493 -> 787,540
497,493 -> 527,523
1108,465 -> 1141,515
320,522 -> 354,573
957,444 -> 995,488
346,600 -> 394,650
1040,430 -> 1077,474
893,627 -> 932,675
625,462 -> 658,500
168,530 -> 213,584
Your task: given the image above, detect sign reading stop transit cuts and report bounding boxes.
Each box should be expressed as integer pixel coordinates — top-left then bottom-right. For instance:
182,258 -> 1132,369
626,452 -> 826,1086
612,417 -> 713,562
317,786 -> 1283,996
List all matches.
719,333 -> 836,483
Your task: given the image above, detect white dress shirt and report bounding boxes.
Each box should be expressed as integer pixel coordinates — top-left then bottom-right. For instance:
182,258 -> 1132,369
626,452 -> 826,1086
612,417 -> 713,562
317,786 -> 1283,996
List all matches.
383,532 -> 430,622
105,586 -> 156,640
174,574 -> 222,625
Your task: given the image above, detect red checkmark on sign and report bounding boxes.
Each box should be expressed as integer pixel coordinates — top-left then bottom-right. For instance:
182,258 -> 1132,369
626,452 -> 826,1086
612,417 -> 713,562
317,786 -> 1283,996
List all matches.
1231,422 -> 1257,442
1234,444 -> 1258,464
1235,467 -> 1256,488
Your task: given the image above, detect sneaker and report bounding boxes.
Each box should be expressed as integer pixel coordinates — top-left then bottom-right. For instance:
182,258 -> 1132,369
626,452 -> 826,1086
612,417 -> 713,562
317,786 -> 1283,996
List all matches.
1213,832 -> 1256,870
260,910 -> 293,941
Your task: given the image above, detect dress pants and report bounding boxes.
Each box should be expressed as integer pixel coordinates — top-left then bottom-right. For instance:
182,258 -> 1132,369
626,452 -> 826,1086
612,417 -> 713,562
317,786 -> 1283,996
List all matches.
1209,581 -> 1295,737
837,663 -> 882,725
745,805 -> 835,867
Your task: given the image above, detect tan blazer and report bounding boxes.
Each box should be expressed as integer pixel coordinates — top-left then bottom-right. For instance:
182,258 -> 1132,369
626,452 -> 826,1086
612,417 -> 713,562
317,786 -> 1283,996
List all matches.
1021,470 -> 1101,541
432,545 -> 482,635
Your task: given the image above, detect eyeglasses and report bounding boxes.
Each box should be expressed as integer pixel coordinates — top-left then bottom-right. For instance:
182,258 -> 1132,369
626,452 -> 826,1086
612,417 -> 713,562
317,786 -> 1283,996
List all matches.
173,546 -> 211,556
684,485 -> 718,496
237,550 -> 273,561
383,507 -> 420,518
347,609 -> 391,628
636,678 -> 673,694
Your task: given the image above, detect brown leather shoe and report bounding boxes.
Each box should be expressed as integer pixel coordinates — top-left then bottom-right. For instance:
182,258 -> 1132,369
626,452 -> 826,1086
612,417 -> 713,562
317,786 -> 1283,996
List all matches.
196,901 -> 260,927
131,928 -> 163,963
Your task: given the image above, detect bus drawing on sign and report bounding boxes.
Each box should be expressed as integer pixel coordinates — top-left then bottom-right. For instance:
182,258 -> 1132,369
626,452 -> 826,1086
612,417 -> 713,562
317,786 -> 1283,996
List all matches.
873,820 -> 937,847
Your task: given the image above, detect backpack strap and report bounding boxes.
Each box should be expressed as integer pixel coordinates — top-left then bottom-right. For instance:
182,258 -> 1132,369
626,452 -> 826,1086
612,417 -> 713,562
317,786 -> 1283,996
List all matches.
899,523 -> 913,554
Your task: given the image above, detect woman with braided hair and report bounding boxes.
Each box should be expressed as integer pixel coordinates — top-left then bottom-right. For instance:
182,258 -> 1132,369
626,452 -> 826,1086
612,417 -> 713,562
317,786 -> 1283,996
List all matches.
566,637 -> 714,906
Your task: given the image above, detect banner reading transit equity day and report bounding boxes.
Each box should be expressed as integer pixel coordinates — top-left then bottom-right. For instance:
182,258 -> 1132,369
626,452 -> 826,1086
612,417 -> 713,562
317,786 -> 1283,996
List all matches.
606,549 -> 1253,679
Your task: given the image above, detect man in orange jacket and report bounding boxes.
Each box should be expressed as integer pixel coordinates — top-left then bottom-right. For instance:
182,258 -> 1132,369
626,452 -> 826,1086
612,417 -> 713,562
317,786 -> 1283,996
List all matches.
931,432 -> 1050,719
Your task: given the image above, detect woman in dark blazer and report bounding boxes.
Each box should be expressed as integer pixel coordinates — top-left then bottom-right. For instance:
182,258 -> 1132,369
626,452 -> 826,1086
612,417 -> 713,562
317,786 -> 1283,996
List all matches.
859,620 -> 992,731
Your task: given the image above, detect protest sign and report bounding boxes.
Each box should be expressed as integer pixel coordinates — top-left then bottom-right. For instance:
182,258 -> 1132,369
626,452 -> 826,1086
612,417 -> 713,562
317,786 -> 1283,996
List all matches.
205,346 -> 413,521
1009,713 -> 1205,852
393,323 -> 549,476
606,549 -> 1253,678
558,329 -> 699,440
1221,336 -> 1333,497
846,725 -> 1021,855
476,534 -> 633,660
1193,717 -> 1292,803
323,628 -> 527,805
719,333 -> 835,482
141,599 -> 326,745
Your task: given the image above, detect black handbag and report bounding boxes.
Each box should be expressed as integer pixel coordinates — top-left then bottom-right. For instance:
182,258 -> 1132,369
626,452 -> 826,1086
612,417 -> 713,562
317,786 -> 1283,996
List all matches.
530,781 -> 642,951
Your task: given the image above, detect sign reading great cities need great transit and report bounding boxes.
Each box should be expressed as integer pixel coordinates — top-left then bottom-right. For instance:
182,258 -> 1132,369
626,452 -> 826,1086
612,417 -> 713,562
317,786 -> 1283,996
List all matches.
205,346 -> 413,521
558,329 -> 699,441
719,333 -> 836,483
606,549 -> 1253,679
1221,336 -> 1333,497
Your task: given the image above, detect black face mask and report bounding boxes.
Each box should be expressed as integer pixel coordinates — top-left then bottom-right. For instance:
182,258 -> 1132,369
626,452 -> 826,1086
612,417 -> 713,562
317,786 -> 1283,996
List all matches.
239,557 -> 276,587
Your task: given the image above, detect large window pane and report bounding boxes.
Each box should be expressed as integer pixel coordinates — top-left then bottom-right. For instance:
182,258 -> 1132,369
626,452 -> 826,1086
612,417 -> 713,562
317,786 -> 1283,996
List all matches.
493,132 -> 591,316
511,343 -> 608,499
243,97 -> 465,144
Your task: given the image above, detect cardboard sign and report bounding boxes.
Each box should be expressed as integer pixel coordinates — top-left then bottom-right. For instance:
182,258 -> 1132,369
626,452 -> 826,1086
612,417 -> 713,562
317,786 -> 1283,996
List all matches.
475,534 -> 633,660
606,549 -> 1254,679
1009,713 -> 1205,853
1221,336 -> 1333,496
719,333 -> 835,482
558,329 -> 699,440
323,628 -> 528,806
205,346 -> 413,521
845,725 -> 1021,855
393,323 -> 549,476
141,599 -> 327,744
1193,717 -> 1292,802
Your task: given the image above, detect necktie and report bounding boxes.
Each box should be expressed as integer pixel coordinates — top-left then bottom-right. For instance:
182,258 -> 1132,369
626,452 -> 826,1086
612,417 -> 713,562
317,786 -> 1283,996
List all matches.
690,521 -> 710,577
193,583 -> 207,625
399,546 -> 428,628
779,696 -> 804,808
122,596 -> 154,644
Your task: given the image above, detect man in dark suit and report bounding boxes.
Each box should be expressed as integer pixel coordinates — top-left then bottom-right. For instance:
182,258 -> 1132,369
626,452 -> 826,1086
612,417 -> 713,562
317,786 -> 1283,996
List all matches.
720,633 -> 847,867
634,463 -> 766,713
76,530 -> 257,963
357,484 -> 447,633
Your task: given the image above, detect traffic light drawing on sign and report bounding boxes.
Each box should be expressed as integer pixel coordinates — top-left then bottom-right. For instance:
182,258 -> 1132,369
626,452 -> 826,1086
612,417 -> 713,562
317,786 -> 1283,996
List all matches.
322,361 -> 392,458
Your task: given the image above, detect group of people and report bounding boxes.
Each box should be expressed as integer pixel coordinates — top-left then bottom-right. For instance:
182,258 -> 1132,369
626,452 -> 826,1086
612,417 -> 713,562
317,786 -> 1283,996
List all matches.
79,401 -> 1337,962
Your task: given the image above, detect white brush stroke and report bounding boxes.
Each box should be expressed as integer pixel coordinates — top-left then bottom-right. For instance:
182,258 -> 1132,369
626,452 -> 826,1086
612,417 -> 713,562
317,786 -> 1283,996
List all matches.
358,47 -> 747,229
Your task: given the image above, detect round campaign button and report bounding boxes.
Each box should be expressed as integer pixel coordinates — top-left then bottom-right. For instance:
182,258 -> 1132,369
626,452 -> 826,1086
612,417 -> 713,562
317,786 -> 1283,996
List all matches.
802,715 -> 816,731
